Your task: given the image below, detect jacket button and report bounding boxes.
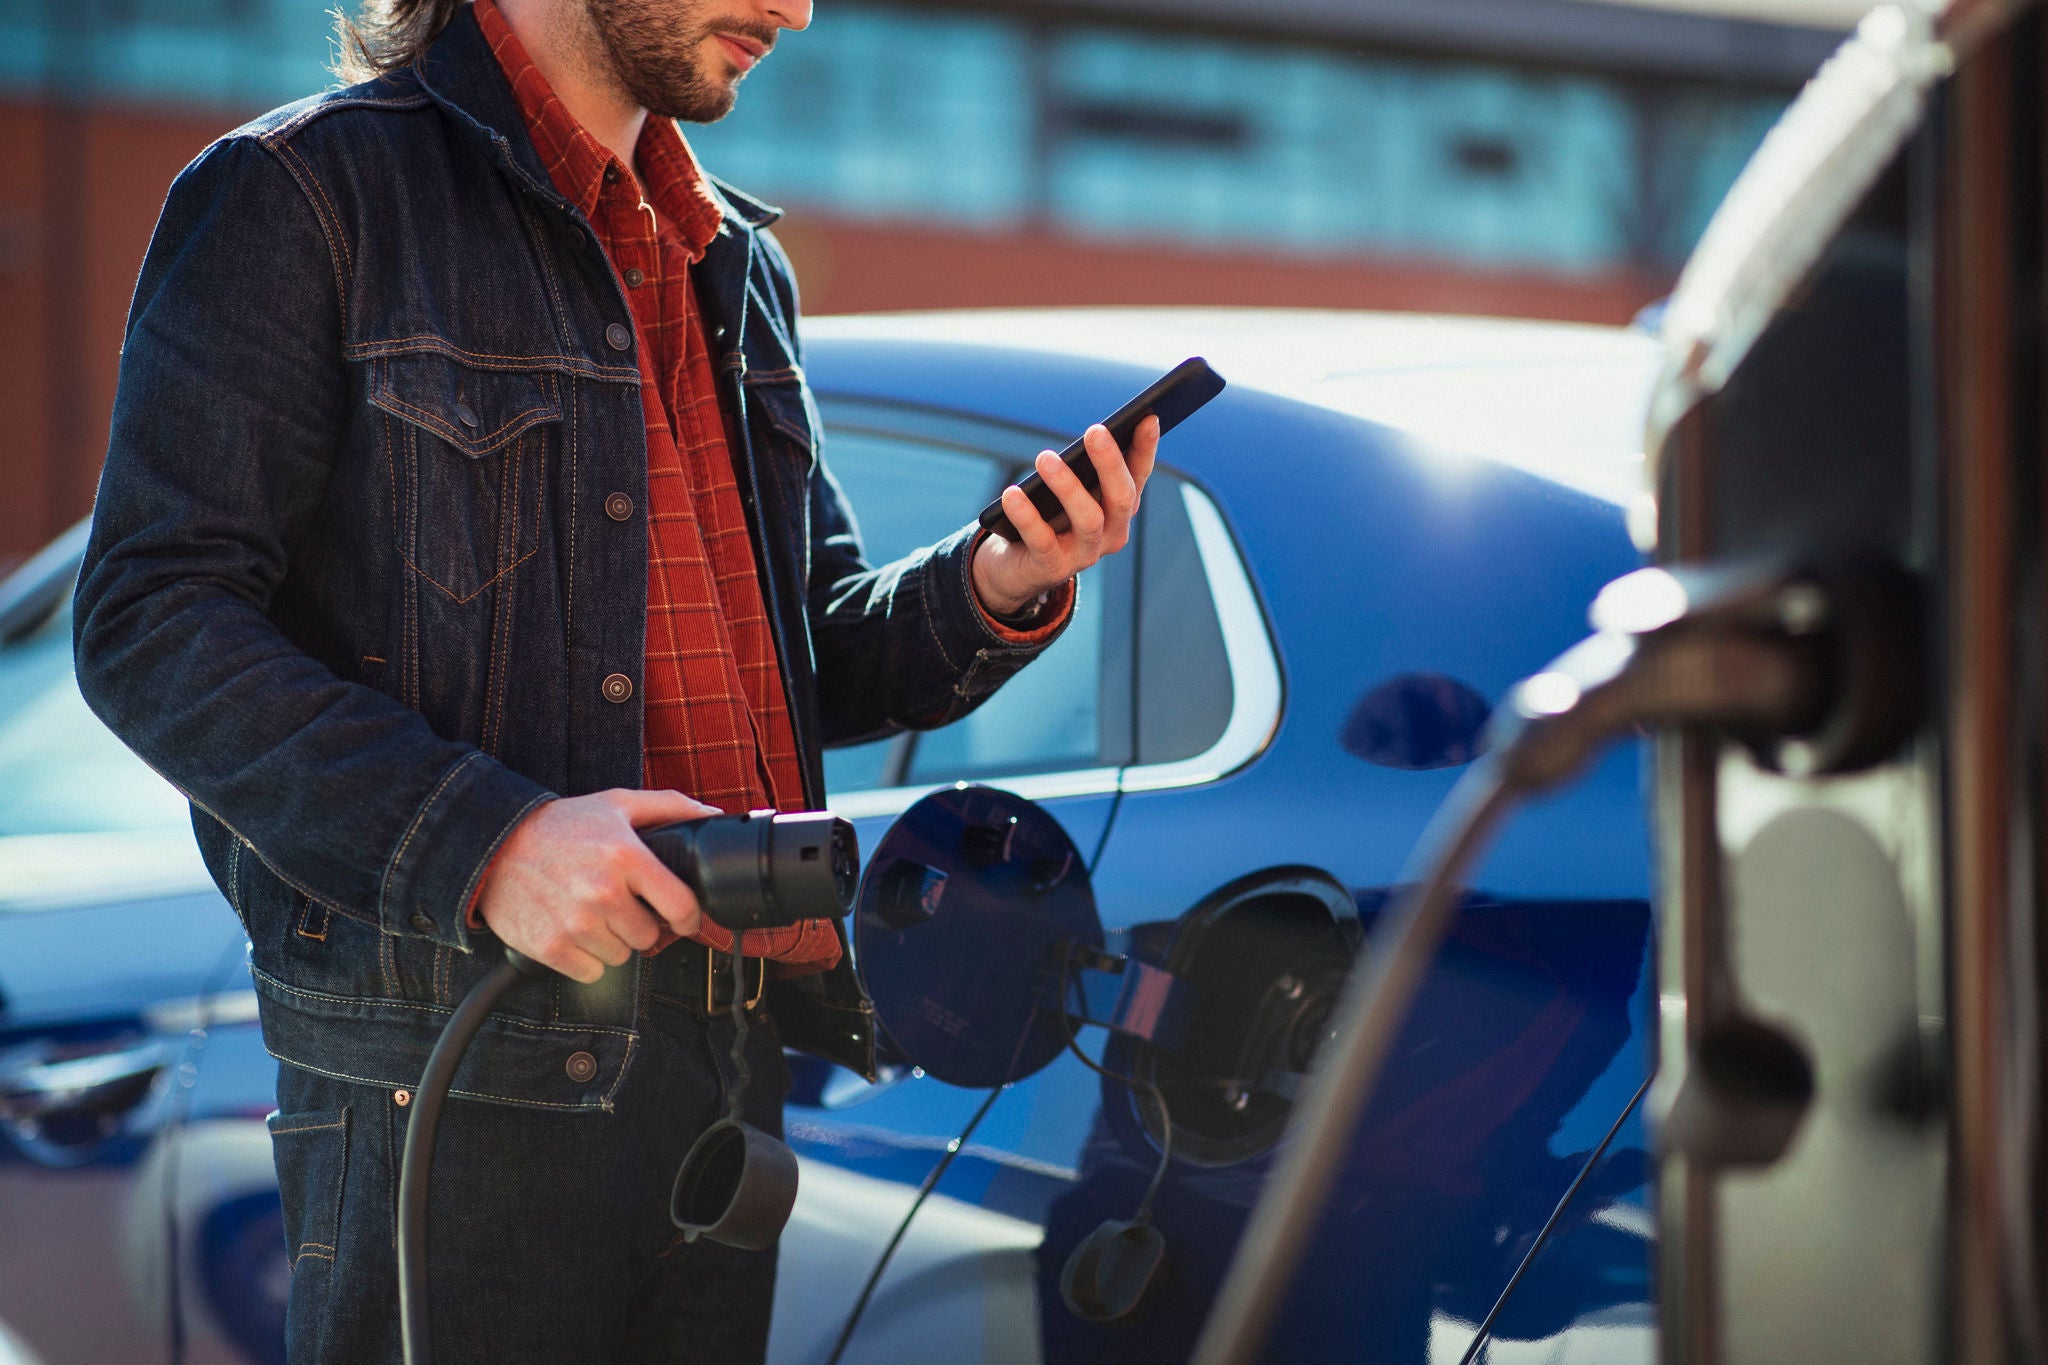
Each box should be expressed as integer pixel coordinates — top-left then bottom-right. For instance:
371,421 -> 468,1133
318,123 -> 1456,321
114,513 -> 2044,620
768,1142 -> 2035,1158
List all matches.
455,402 -> 479,429
623,267 -> 645,289
565,1051 -> 598,1083
605,492 -> 634,522
410,911 -> 436,933
605,323 -> 633,351
601,673 -> 633,703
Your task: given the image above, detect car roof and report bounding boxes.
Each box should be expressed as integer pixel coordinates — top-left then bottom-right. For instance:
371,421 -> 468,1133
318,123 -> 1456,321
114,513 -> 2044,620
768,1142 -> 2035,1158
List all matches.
804,308 -> 1660,509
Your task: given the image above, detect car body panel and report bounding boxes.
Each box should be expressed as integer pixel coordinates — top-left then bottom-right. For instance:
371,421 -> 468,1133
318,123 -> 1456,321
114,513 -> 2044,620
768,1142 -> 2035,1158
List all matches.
0,308 -> 1661,1364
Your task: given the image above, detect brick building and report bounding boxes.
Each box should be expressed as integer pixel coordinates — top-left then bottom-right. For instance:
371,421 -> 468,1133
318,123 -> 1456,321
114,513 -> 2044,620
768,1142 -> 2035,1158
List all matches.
0,0 -> 1850,562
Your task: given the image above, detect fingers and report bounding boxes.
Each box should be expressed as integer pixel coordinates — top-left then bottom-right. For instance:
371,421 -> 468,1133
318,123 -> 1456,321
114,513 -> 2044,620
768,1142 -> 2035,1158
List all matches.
1038,448 -> 1105,551
625,843 -> 704,940
547,944 -> 610,986
1084,422 -> 1142,551
613,786 -> 721,827
1127,414 -> 1160,499
1000,482 -> 1061,558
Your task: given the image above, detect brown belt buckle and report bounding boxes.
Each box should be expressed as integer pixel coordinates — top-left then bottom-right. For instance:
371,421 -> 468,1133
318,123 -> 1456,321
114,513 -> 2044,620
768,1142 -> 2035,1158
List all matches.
705,948 -> 767,1017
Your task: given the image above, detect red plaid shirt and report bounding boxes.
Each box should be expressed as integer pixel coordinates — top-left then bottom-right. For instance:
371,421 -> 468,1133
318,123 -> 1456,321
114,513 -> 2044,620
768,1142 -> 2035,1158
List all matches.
479,0 -> 835,970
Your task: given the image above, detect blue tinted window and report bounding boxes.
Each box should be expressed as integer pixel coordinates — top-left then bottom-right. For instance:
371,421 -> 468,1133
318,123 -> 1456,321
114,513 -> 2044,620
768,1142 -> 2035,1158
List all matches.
0,2 -> 1792,281
691,7 -> 1034,227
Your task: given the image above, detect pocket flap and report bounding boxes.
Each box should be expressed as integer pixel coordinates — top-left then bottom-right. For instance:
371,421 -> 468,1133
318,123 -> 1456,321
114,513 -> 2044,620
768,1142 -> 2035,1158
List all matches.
744,370 -> 819,453
372,352 -> 563,458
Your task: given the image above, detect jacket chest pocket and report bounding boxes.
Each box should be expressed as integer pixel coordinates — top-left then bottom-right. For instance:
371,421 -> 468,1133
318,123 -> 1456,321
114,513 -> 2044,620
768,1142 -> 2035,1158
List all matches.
372,352 -> 562,604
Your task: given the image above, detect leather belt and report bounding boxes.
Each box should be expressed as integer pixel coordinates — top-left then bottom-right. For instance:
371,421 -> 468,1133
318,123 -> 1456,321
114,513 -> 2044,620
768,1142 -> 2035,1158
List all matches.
648,937 -> 767,1017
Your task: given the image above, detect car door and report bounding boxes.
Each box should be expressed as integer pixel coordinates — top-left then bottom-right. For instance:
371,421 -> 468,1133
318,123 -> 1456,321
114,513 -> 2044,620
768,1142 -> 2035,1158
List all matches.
775,395 -> 1280,1363
0,552 -> 282,1365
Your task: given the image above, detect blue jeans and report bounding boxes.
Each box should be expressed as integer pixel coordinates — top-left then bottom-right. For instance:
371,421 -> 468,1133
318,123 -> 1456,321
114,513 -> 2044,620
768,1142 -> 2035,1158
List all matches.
269,988 -> 789,1364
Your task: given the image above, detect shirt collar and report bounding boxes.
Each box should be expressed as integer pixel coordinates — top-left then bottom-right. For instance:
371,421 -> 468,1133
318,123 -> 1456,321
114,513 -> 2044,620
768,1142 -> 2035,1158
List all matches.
472,0 -> 724,260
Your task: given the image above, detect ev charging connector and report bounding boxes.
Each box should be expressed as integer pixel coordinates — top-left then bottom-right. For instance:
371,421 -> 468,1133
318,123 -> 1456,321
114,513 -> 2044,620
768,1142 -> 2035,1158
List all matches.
397,809 -> 858,1365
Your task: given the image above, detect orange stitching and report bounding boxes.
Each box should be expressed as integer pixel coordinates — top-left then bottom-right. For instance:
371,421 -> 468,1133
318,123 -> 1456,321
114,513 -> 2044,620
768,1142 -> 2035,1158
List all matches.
345,335 -> 637,381
268,1120 -> 346,1136
255,90 -> 431,144
272,139 -> 353,277
402,542 -> 539,605
264,141 -> 352,315
370,390 -> 560,456
380,361 -> 400,540
379,753 -> 480,927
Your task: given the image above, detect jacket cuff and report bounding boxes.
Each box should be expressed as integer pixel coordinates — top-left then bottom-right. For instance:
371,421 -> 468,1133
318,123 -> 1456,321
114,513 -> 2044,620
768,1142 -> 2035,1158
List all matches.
966,530 -> 1075,643
377,752 -> 555,950
938,524 -> 1071,657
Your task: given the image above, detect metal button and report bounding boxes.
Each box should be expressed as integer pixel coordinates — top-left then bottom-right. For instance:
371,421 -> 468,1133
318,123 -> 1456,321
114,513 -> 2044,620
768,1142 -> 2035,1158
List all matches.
605,492 -> 634,522
565,1051 -> 598,1083
454,402 -> 479,429
393,1089 -> 412,1107
601,673 -> 633,703
624,267 -> 645,289
605,323 -> 633,352
410,911 -> 436,933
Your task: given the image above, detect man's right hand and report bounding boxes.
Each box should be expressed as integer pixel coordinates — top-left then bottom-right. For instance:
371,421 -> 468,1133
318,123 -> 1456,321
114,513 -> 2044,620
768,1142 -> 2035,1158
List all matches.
475,788 -> 716,983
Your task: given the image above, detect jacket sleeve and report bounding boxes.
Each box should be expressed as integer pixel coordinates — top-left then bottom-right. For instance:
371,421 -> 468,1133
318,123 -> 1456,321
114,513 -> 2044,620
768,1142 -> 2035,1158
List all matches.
804,442 -> 1074,748
72,134 -> 552,951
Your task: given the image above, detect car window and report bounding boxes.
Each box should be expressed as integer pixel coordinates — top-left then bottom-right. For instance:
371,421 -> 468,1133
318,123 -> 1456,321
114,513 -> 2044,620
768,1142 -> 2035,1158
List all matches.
902,562 -> 1112,781
0,593 -> 204,911
0,597 -> 187,838
1136,471 -> 1232,764
823,428 -> 1005,565
817,413 -> 1134,792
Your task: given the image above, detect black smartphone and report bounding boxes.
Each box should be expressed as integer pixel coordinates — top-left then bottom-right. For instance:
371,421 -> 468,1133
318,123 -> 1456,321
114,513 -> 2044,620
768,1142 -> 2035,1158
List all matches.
978,356 -> 1227,542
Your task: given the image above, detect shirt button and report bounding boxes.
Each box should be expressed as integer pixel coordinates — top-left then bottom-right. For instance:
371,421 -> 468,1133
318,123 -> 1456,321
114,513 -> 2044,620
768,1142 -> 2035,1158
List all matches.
624,267 -> 645,289
455,402 -> 479,429
565,1051 -> 599,1084
601,673 -> 633,703
605,323 -> 633,352
603,164 -> 621,184
410,911 -> 436,933
605,492 -> 635,522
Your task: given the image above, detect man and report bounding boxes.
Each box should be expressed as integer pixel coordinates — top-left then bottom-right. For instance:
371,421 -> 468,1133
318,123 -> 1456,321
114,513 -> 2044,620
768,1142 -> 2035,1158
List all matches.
71,0 -> 1157,1357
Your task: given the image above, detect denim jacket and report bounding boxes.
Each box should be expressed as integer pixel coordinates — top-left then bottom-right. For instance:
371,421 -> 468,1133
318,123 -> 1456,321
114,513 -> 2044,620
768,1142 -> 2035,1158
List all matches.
72,8 -> 1063,1105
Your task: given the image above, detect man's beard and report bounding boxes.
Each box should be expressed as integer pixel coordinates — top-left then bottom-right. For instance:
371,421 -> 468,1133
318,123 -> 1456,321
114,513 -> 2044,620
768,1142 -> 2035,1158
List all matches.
585,0 -> 775,124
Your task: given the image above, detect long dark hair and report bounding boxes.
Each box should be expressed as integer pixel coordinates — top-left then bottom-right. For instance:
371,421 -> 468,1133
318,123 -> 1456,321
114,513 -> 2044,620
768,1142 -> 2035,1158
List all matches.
333,0 -> 466,79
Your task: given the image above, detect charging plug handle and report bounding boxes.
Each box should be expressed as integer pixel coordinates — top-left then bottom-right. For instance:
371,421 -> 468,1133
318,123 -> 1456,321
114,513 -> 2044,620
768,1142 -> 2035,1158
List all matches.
639,810 -> 859,933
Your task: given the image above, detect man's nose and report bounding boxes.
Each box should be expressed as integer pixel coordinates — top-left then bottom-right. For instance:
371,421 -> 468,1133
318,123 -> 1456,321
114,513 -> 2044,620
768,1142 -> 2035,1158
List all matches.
761,0 -> 811,32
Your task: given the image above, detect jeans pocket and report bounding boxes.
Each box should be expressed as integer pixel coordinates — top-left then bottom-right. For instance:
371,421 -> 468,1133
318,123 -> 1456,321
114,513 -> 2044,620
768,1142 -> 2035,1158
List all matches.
268,1106 -> 350,1277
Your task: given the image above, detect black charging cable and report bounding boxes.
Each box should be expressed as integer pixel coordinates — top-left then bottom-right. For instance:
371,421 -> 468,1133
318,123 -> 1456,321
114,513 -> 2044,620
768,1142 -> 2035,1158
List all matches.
822,1083 -> 1006,1365
397,947 -> 545,1365
1190,563 -> 1910,1365
395,809 -> 858,1365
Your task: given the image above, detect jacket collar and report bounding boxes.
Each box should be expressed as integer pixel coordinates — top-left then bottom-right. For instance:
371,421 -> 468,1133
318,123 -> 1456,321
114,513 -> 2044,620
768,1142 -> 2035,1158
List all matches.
411,5 -> 782,234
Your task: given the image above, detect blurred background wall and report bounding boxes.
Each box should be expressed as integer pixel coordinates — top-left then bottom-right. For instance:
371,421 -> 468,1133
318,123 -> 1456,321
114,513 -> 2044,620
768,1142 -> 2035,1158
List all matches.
0,0 -> 1850,565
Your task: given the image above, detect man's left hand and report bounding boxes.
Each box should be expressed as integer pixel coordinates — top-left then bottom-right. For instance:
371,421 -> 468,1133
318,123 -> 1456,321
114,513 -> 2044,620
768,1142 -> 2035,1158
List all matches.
972,415 -> 1160,617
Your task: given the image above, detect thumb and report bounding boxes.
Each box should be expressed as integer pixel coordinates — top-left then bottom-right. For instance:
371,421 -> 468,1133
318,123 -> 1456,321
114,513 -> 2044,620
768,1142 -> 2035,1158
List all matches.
612,787 -> 723,828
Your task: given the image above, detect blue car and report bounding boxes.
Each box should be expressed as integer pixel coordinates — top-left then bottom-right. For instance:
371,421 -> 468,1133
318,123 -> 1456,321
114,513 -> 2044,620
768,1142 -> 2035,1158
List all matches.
0,307 -> 1658,1365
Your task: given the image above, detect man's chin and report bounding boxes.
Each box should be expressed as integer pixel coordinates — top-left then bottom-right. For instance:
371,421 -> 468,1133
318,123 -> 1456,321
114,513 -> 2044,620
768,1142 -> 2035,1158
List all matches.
644,75 -> 739,124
